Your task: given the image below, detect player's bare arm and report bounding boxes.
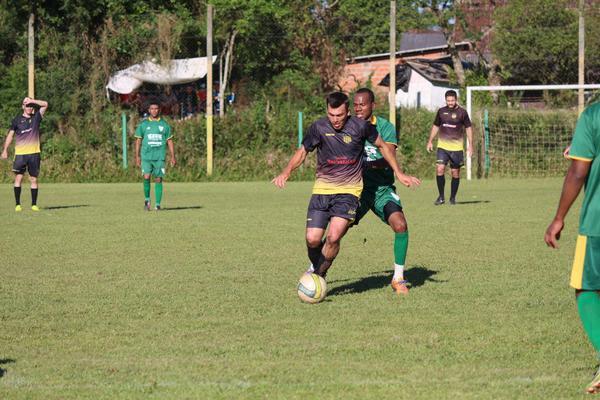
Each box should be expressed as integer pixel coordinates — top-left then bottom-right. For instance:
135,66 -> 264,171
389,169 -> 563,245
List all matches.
426,125 -> 439,152
1,130 -> 15,159
25,97 -> 49,116
167,138 -> 176,166
374,136 -> 421,188
545,159 -> 591,249
466,126 -> 473,157
272,147 -> 307,188
135,137 -> 142,167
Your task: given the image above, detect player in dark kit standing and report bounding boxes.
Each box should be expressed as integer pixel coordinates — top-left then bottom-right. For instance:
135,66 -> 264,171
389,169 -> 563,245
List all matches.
1,97 -> 49,212
426,90 -> 472,205
272,92 -> 420,279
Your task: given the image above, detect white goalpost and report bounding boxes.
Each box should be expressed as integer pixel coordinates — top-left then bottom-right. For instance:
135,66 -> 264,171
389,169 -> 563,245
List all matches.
465,84 -> 600,180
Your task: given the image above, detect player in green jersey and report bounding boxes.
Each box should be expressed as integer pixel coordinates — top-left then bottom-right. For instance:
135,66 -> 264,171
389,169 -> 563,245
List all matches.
545,102 -> 600,394
134,100 -> 176,211
353,88 -> 412,295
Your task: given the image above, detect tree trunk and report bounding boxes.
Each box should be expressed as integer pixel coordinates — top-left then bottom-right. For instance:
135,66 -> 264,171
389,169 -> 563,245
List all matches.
219,30 -> 237,118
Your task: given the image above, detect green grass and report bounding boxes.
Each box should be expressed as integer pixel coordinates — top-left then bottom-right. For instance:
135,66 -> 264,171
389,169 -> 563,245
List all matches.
0,178 -> 593,399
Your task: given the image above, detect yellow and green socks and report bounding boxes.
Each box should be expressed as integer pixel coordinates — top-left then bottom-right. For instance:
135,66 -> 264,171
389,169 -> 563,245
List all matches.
577,291 -> 600,359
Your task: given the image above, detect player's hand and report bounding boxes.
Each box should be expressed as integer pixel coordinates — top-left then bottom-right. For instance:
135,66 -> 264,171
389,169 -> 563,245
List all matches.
563,145 -> 571,159
0,150 -> 7,160
426,141 -> 433,153
396,172 -> 421,188
544,218 -> 564,249
23,97 -> 32,105
135,158 -> 141,167
170,157 -> 176,167
467,146 -> 473,158
271,172 -> 290,189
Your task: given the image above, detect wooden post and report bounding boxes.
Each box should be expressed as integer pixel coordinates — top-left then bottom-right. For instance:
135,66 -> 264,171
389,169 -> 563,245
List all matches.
206,4 -> 214,176
389,1 -> 396,127
28,13 -> 35,98
578,0 -> 585,115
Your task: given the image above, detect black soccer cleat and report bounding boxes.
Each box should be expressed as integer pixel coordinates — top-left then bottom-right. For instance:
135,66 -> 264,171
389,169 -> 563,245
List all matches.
155,205 -> 161,211
434,196 -> 445,206
449,198 -> 456,205
144,200 -> 151,211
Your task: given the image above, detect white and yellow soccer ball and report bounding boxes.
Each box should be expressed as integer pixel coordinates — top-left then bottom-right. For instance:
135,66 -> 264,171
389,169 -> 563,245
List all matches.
297,273 -> 327,304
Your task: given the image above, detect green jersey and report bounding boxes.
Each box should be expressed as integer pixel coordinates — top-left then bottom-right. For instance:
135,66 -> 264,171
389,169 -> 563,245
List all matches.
134,117 -> 173,161
363,115 -> 398,188
568,102 -> 600,236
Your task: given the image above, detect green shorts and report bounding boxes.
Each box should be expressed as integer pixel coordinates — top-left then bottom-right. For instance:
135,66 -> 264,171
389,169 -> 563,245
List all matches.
571,235 -> 600,290
141,160 -> 166,178
354,184 -> 403,225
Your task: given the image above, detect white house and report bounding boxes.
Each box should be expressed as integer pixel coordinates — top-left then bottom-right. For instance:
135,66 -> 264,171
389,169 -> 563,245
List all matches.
395,60 -> 459,112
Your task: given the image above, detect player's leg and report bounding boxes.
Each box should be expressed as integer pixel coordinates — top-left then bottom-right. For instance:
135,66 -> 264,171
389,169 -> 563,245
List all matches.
570,235 -> 600,393
28,154 -> 40,211
435,149 -> 448,205
12,155 -> 26,211
315,216 -> 351,277
306,195 -> 329,272
153,161 -> 165,210
449,151 -> 464,205
386,205 -> 409,295
141,159 -> 152,211
313,194 -> 357,277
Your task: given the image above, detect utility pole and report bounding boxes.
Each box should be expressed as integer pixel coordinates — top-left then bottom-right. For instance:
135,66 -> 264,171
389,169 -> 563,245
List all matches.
28,13 -> 35,98
389,1 -> 396,127
578,0 -> 585,115
206,4 -> 214,176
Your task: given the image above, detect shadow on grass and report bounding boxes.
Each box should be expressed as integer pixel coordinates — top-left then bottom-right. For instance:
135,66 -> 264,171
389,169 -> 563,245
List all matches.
44,205 -> 90,210
328,265 -> 443,296
452,200 -> 490,205
0,358 -> 15,378
160,206 -> 203,211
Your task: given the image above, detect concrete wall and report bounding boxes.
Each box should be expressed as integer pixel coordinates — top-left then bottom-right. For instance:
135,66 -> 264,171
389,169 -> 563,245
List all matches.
396,70 -> 458,112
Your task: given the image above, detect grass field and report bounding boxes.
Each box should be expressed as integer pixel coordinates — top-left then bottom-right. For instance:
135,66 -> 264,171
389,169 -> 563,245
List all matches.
0,178 -> 593,399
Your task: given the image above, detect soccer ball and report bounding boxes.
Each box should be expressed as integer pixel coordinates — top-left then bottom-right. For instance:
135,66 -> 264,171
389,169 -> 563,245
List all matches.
297,273 -> 327,304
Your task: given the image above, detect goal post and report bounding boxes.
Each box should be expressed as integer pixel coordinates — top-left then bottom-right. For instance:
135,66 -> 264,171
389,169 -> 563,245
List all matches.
465,84 -> 600,180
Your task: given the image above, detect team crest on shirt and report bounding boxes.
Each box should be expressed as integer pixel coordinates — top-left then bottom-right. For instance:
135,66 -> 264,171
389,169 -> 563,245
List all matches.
342,135 -> 352,144
159,126 -> 164,132
451,113 -> 457,119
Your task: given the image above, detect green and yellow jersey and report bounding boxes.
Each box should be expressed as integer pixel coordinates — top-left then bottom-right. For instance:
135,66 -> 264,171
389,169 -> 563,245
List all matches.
134,117 -> 173,161
363,115 -> 398,189
568,102 -> 600,237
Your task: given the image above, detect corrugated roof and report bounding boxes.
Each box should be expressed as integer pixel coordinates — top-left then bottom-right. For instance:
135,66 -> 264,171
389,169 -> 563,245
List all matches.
400,31 -> 447,52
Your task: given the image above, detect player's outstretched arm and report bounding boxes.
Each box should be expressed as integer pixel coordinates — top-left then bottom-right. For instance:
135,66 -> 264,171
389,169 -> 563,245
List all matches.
272,147 -> 307,189
1,130 -> 14,159
426,125 -> 439,152
545,159 -> 591,249
167,138 -> 176,166
374,136 -> 420,188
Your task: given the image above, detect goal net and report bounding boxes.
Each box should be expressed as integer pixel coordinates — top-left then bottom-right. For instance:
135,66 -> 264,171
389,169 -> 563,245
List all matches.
466,85 -> 600,178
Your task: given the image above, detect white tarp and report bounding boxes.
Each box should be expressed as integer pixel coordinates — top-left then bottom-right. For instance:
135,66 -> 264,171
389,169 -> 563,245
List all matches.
106,56 -> 217,95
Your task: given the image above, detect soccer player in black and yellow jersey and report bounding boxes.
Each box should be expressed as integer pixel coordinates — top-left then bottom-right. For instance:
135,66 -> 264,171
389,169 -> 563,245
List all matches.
426,90 -> 473,205
1,97 -> 48,212
272,92 -> 420,279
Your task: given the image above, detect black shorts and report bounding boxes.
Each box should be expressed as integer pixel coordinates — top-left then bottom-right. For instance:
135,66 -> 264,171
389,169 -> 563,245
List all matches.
436,148 -> 464,169
306,194 -> 359,229
12,153 -> 41,177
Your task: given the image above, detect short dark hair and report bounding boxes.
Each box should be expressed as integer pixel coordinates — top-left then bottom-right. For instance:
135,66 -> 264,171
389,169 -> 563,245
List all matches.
326,92 -> 349,109
356,88 -> 375,103
147,98 -> 161,108
445,90 -> 457,99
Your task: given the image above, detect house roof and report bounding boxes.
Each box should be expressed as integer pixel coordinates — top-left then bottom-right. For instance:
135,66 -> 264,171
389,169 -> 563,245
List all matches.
400,31 -> 446,52
348,41 -> 471,63
379,58 -> 459,90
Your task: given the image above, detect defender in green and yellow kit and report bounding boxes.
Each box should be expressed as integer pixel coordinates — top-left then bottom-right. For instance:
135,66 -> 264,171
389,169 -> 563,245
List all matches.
352,88 -> 411,295
134,101 -> 176,211
545,102 -> 600,394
